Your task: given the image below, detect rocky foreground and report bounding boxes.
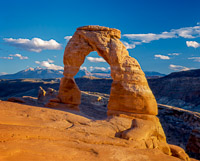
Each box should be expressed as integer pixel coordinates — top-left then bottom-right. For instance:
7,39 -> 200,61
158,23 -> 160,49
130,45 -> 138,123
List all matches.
0,101 -> 198,161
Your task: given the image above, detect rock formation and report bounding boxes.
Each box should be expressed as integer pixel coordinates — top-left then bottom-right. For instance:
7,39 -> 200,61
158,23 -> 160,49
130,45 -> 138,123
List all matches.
38,87 -> 58,104
50,25 -> 157,115
45,25 -> 192,160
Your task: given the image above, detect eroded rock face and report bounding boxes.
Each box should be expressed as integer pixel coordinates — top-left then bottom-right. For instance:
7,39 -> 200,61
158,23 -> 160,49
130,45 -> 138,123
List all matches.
56,25 -> 157,115
46,26 -> 191,160
186,128 -> 200,159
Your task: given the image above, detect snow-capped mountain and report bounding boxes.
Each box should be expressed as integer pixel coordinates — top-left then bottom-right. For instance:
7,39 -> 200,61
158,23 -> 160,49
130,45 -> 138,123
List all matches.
0,67 -> 90,79
0,67 -> 165,79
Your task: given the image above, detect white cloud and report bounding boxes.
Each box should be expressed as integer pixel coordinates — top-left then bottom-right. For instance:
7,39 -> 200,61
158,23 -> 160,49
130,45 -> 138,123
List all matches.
169,64 -> 191,71
0,72 -> 8,76
35,60 -> 63,70
0,54 -> 28,60
123,25 -> 200,46
174,26 -> 200,38
168,53 -> 180,56
121,41 -> 136,49
123,32 -> 175,43
87,57 -> 106,63
64,36 -> 72,42
47,59 -> 54,63
4,37 -> 62,52
0,56 -> 13,59
80,66 -> 87,70
9,54 -> 28,59
89,66 -> 109,72
186,41 -> 200,48
197,22 -> 200,25
188,57 -> 200,62
154,54 -> 170,60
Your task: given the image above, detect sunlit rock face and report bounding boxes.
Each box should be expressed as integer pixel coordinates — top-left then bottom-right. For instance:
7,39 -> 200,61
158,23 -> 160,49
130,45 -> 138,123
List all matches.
46,26 -> 192,160
57,25 -> 157,115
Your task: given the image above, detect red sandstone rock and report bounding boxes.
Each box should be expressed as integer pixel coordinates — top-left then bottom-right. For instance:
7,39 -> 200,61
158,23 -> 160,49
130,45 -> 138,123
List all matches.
56,25 -> 157,115
45,26 -> 192,161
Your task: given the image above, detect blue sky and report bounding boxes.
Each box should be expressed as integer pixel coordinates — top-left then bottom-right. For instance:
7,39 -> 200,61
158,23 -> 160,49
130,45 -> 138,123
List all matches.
0,0 -> 200,75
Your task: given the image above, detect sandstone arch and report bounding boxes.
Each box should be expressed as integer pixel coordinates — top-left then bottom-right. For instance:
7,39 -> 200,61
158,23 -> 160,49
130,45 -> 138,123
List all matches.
56,25 -> 158,116
46,26 -> 193,159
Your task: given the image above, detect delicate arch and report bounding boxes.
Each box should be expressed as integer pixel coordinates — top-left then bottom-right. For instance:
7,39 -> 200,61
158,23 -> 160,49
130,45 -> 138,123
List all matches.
57,26 -> 158,116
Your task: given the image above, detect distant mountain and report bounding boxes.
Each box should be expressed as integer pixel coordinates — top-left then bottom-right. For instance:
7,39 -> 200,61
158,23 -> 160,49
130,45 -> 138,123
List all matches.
144,71 -> 166,78
163,69 -> 200,78
75,69 -> 91,78
0,67 -> 166,79
90,69 -> 165,78
0,67 -> 90,79
90,69 -> 111,78
91,69 -> 110,74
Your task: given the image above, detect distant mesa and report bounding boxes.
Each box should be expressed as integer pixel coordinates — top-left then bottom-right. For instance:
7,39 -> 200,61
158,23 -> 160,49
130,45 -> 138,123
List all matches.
144,71 -> 166,78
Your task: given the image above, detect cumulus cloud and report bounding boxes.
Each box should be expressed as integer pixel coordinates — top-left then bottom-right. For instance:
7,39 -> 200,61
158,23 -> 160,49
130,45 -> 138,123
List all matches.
35,59 -> 63,70
168,53 -> 180,56
64,36 -> 72,42
80,66 -> 87,70
9,54 -> 28,59
0,56 -> 13,59
4,37 -> 62,52
188,57 -> 200,62
186,41 -> 200,48
89,66 -> 110,72
47,58 -> 54,63
169,64 -> 191,71
123,25 -> 200,46
154,54 -> 170,60
121,41 -> 136,49
87,57 -> 106,63
174,26 -> 200,38
123,32 -> 175,43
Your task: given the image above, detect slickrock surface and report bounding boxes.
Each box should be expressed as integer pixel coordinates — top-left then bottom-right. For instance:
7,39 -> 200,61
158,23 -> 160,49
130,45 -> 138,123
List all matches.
54,25 -> 157,115
0,101 -> 196,161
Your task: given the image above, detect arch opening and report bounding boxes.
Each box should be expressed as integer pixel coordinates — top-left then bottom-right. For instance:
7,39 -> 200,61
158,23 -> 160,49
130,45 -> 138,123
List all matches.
75,51 -> 112,119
